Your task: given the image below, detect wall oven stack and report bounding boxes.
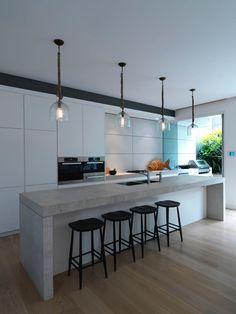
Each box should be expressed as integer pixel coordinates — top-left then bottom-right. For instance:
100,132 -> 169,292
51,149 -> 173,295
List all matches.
58,157 -> 105,185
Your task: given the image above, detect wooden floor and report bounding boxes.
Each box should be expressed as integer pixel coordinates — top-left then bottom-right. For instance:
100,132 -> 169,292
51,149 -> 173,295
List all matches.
1,211 -> 236,314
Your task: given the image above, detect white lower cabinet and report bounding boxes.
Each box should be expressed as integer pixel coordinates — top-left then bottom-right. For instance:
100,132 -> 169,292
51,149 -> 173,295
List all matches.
25,130 -> 57,185
25,184 -> 57,192
0,187 -> 24,234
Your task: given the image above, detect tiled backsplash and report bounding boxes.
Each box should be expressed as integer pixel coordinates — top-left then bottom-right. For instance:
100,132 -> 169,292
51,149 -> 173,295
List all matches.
105,115 -> 197,172
105,114 -> 163,172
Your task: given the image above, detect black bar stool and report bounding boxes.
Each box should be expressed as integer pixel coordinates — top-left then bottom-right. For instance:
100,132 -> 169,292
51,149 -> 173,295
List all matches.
68,217 -> 107,289
130,205 -> 160,258
102,210 -> 135,272
155,200 -> 183,246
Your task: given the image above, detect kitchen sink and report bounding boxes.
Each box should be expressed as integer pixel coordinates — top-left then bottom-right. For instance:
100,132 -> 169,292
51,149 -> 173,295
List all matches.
117,180 -> 158,186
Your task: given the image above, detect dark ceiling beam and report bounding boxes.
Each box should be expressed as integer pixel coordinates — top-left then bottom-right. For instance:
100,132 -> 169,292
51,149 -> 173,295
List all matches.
0,72 -> 175,117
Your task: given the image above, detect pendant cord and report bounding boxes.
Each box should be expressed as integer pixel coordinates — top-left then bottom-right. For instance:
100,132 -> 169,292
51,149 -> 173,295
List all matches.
120,66 -> 124,115
192,90 -> 194,127
57,45 -> 62,104
161,80 -> 164,120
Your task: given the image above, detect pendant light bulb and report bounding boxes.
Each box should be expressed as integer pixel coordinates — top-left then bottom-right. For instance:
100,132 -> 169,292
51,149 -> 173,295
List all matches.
50,39 -> 69,122
187,89 -> 198,136
115,62 -> 131,128
157,77 -> 170,132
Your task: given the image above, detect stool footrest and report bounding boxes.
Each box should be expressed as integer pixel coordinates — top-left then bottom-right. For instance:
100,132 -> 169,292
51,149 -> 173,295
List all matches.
133,229 -> 156,245
158,223 -> 180,235
104,237 -> 131,256
71,249 -> 103,270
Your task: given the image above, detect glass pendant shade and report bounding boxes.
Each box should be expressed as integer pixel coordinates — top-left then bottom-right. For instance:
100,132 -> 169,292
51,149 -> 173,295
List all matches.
115,111 -> 131,128
187,123 -> 198,136
158,117 -> 170,132
158,76 -> 170,132
50,100 -> 69,122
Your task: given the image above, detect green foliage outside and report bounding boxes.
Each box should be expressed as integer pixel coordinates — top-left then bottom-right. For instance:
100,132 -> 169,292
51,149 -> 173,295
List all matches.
197,129 -> 222,174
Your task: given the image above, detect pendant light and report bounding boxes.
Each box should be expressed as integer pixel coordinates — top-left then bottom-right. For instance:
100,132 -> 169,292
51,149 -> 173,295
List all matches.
115,62 -> 131,128
158,77 -> 170,132
50,39 -> 69,122
187,88 -> 198,136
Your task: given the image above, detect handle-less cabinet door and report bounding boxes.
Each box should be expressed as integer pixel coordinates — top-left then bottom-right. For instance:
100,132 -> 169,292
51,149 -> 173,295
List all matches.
58,101 -> 83,157
0,90 -> 23,128
0,128 -> 24,188
0,187 -> 24,233
24,95 -> 56,131
25,130 -> 57,185
83,104 -> 105,156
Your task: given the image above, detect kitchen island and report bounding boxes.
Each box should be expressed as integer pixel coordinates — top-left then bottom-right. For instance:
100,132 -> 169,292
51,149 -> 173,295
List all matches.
20,175 -> 225,300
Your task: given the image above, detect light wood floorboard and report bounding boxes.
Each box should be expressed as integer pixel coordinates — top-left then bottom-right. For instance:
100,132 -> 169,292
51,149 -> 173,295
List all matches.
1,210 -> 236,313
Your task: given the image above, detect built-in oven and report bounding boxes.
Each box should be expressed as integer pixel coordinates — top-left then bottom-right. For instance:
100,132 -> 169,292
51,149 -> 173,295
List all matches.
58,157 -> 105,185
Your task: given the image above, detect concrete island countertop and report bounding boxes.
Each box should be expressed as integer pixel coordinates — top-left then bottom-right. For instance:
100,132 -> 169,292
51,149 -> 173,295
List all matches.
20,175 -> 224,218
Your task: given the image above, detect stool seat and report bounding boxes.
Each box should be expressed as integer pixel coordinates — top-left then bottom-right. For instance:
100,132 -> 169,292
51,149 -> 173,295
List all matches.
155,200 -> 180,207
130,205 -> 156,214
69,218 -> 104,232
102,210 -> 132,221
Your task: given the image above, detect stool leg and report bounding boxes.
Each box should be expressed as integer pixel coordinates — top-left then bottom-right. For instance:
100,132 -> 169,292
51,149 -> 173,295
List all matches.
144,214 -> 147,244
100,227 -> 108,278
154,212 -> 161,251
79,231 -> 83,289
119,221 -> 122,253
166,207 -> 170,247
68,229 -> 74,276
129,218 -> 136,263
102,219 -> 107,243
177,206 -> 183,242
129,213 -> 134,247
156,206 -> 159,238
91,230 -> 94,266
140,214 -> 144,258
113,221 -> 117,271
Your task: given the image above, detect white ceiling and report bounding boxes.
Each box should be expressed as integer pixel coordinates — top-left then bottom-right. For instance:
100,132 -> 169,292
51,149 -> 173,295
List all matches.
1,0 -> 236,110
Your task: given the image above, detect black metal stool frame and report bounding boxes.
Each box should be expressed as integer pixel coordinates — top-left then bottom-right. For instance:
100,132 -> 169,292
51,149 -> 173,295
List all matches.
156,203 -> 183,247
102,215 -> 135,272
131,206 -> 160,258
68,225 -> 107,289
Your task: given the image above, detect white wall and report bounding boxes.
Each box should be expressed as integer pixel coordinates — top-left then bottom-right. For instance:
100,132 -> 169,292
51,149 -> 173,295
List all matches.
105,114 -> 163,171
176,97 -> 235,208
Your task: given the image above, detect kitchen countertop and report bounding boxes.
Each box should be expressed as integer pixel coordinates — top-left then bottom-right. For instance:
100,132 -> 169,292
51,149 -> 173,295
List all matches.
20,175 -> 224,218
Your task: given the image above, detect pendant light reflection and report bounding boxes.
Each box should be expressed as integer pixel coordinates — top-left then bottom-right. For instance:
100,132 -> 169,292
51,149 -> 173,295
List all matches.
115,62 -> 131,128
158,77 -> 170,132
187,88 -> 198,136
50,39 -> 69,122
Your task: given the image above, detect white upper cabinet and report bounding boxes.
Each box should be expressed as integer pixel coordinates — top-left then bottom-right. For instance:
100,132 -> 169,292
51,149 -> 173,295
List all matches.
0,90 -> 23,128
0,128 -> 24,188
83,104 -> 105,157
24,95 -> 56,131
58,101 -> 83,157
25,130 -> 57,185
